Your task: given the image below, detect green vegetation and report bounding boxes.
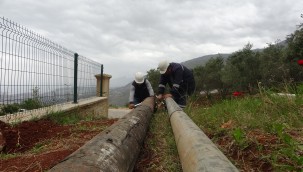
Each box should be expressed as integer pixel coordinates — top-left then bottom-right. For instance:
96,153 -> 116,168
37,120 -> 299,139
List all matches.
0,87 -> 43,116
0,103 -> 20,115
45,111 -> 105,125
146,68 -> 161,92
46,111 -> 82,125
186,91 -> 303,171
72,123 -> 107,133
30,141 -> 50,154
20,98 -> 42,110
138,109 -> 182,171
0,153 -> 21,160
20,86 -> 43,110
187,93 -> 303,131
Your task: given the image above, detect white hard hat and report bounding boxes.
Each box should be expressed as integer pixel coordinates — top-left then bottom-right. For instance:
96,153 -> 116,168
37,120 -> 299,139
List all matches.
134,72 -> 144,84
158,60 -> 169,74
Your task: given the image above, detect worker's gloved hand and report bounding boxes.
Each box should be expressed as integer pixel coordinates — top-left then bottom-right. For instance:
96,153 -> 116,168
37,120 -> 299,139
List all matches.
164,94 -> 172,99
156,94 -> 163,100
129,103 -> 135,109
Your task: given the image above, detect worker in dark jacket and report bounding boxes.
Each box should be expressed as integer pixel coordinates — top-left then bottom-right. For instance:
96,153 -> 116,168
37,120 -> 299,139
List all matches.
129,72 -> 154,109
157,60 -> 195,108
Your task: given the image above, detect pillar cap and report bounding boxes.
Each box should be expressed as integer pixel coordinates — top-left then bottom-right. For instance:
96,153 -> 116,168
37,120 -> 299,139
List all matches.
95,73 -> 112,78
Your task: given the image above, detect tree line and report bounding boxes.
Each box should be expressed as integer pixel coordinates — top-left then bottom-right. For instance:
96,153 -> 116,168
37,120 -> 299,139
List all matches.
146,16 -> 303,97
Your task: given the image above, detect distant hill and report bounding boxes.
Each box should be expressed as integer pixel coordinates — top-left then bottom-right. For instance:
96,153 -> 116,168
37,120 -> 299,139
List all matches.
181,53 -> 230,69
180,45 -> 286,70
109,82 -> 131,106
110,76 -> 132,88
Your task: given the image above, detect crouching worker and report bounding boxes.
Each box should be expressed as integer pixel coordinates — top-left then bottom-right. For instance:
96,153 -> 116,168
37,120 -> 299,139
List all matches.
157,60 -> 195,108
129,72 -> 154,109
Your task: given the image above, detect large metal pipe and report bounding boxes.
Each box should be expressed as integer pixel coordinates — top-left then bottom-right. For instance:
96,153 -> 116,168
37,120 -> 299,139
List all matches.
165,97 -> 238,172
49,97 -> 154,172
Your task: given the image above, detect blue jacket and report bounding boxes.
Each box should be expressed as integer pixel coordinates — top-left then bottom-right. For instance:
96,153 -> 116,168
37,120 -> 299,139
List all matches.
158,62 -> 194,95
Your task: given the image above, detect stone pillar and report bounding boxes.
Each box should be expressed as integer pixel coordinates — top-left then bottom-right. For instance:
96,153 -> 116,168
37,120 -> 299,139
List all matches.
95,74 -> 112,97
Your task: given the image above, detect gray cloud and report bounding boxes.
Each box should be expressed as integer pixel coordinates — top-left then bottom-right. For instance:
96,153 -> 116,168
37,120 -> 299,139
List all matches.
1,0 -> 302,87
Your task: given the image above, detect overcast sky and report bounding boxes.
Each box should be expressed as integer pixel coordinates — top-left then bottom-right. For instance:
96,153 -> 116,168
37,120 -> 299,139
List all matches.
1,0 -> 302,87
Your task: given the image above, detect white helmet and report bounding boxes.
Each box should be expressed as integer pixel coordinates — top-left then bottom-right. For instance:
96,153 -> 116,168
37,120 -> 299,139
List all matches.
134,72 -> 144,84
158,60 -> 169,74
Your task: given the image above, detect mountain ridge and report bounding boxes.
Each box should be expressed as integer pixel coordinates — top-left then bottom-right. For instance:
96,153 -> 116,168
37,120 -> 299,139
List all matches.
181,53 -> 230,69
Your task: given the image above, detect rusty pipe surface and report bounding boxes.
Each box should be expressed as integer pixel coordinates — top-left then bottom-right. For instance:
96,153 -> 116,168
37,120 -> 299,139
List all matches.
49,97 -> 154,172
165,97 -> 238,172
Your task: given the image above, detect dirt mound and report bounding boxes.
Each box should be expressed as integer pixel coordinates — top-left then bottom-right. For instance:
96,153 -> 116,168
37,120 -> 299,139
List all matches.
1,119 -> 71,153
0,118 -> 117,171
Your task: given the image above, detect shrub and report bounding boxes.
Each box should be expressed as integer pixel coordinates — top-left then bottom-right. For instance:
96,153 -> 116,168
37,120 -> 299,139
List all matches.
20,98 -> 42,110
0,103 -> 20,115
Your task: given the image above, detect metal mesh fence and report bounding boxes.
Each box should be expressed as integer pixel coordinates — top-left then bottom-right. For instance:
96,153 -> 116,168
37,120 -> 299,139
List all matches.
77,55 -> 101,101
0,17 -> 102,107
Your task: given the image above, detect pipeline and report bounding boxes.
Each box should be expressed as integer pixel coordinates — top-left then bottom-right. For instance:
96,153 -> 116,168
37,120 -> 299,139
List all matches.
165,97 -> 239,172
49,97 -> 154,172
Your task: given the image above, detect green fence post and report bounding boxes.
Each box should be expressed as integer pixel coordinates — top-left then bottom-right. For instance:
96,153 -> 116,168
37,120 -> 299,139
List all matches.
74,53 -> 78,103
100,65 -> 103,96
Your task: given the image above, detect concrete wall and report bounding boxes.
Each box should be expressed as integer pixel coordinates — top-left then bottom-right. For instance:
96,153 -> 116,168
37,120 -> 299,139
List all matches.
60,97 -> 109,119
0,97 -> 108,124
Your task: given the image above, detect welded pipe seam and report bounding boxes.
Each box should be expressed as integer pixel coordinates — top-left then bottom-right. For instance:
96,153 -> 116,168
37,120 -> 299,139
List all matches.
165,97 -> 239,172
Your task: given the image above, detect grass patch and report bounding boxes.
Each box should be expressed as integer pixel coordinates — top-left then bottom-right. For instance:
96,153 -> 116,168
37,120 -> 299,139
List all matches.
187,95 -> 303,131
30,141 -> 49,154
186,93 -> 303,171
0,153 -> 21,160
72,124 -> 107,133
45,111 -> 84,125
136,108 -> 182,171
44,111 -> 105,125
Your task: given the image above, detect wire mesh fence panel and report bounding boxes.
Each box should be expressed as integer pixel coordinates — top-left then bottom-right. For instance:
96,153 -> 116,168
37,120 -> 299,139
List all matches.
78,55 -> 101,100
0,17 -> 102,110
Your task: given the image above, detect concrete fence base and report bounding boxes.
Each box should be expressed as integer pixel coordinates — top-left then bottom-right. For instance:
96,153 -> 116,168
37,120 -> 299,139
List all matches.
0,97 -> 108,124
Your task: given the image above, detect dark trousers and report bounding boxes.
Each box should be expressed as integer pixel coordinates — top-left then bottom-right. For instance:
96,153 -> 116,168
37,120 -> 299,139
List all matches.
171,79 -> 195,108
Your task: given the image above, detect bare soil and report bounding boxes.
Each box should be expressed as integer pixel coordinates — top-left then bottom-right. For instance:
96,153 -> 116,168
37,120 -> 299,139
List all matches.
0,118 -> 117,172
0,117 -> 163,172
